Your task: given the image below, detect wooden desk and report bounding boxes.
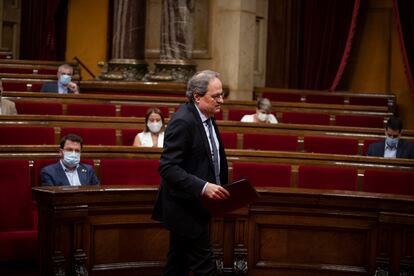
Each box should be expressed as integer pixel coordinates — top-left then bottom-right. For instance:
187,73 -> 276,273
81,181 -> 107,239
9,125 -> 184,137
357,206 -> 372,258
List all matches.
33,186 -> 414,275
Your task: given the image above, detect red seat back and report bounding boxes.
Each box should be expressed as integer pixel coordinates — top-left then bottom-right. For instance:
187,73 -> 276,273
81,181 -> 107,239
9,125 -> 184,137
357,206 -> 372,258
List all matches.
262,92 -> 302,102
120,105 -> 170,118
298,165 -> 358,191
243,133 -> 298,151
121,129 -> 141,146
228,109 -> 255,121
100,159 -> 160,186
303,136 -> 359,155
0,126 -> 55,145
220,132 -> 237,149
348,96 -> 388,107
305,94 -> 344,104
232,162 -> 291,187
282,112 -> 330,125
66,103 -> 116,116
60,127 -> 117,145
363,169 -> 414,195
335,114 -> 385,128
0,160 -> 32,231
15,101 -> 63,115
2,81 -> 43,92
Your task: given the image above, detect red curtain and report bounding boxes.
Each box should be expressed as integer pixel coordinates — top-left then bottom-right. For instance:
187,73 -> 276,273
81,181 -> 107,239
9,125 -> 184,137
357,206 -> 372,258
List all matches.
300,0 -> 361,90
20,0 -> 68,60
393,0 -> 414,102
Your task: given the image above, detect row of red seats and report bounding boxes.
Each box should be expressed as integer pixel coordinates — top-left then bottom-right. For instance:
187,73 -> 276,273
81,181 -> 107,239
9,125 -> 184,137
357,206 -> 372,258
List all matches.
12,101 -> 386,128
258,90 -> 392,107
0,125 -> 386,155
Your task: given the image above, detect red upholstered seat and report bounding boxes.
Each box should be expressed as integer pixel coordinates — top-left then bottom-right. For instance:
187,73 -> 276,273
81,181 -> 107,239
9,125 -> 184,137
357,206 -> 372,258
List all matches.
363,169 -> 414,195
33,159 -> 94,186
303,136 -> 359,155
228,109 -> 256,121
305,94 -> 344,104
121,129 -> 141,146
220,132 -> 237,149
100,159 -> 160,186
262,92 -> 302,102
0,160 -> 37,261
61,127 -> 117,145
15,101 -> 63,115
232,162 -> 291,187
282,112 -> 330,125
0,126 -> 55,145
298,165 -> 358,191
335,114 -> 385,128
66,103 -> 116,117
243,133 -> 298,151
120,105 -> 170,118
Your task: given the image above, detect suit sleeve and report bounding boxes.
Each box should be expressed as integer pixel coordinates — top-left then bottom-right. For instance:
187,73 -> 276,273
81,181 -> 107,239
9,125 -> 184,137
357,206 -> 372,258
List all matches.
159,118 -> 205,199
89,168 -> 100,185
40,167 -> 55,186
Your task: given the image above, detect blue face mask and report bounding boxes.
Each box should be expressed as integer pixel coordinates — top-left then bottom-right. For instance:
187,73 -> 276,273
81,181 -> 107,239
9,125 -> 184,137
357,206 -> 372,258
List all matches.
385,136 -> 399,149
59,74 -> 72,85
62,151 -> 80,168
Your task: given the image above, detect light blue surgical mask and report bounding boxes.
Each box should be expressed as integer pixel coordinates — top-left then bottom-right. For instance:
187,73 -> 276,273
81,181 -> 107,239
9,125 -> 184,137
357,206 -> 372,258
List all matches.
59,74 -> 72,85
385,136 -> 399,149
62,151 -> 80,168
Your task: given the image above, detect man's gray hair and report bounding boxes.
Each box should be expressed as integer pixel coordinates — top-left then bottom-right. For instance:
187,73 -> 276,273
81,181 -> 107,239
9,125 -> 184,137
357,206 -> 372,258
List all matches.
58,64 -> 74,73
186,70 -> 220,102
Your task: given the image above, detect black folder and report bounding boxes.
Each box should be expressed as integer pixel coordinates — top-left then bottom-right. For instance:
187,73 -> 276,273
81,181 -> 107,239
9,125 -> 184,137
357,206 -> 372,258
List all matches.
202,178 -> 259,216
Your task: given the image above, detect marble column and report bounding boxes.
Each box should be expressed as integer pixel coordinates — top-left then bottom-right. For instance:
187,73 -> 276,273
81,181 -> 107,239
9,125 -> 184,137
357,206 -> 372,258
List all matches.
100,0 -> 148,80
149,0 -> 196,82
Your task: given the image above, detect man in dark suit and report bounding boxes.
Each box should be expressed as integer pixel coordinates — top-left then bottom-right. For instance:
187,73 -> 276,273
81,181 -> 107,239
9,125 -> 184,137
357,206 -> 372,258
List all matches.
41,133 -> 99,186
40,64 -> 79,94
367,116 -> 414,159
152,70 -> 230,275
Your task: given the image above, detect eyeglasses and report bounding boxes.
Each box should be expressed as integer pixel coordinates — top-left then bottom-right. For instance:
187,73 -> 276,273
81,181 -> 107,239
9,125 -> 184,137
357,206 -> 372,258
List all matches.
208,92 -> 225,101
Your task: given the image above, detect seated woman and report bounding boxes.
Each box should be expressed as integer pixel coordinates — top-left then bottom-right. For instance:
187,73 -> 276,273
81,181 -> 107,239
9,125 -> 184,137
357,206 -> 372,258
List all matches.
133,107 -> 165,147
241,98 -> 278,124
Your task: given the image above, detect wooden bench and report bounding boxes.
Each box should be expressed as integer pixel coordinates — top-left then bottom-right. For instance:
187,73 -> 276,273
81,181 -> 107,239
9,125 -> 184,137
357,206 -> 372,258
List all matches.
3,93 -> 393,128
254,87 -> 397,113
1,115 -> 413,154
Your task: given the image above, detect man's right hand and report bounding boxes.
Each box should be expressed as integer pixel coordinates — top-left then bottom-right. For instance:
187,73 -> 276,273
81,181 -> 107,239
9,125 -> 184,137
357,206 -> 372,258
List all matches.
203,183 -> 230,200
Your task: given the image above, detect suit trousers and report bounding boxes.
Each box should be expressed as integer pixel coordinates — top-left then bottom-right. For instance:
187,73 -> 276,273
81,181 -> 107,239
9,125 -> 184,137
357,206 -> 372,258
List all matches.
163,227 -> 216,276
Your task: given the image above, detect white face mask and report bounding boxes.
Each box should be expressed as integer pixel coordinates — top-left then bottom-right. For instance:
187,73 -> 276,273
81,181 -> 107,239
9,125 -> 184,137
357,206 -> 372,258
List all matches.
59,74 -> 72,85
257,112 -> 268,122
147,122 -> 162,133
62,151 -> 80,168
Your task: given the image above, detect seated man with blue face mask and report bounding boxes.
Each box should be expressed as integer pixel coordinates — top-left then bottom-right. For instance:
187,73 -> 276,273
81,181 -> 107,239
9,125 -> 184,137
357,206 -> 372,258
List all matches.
367,116 -> 414,159
41,133 -> 99,186
40,64 -> 79,94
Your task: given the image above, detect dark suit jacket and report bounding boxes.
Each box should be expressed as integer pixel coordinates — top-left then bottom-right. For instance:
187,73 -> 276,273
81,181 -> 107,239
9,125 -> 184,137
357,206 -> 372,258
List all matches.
367,139 -> 414,159
41,161 -> 100,186
40,82 -> 78,93
152,103 -> 228,239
